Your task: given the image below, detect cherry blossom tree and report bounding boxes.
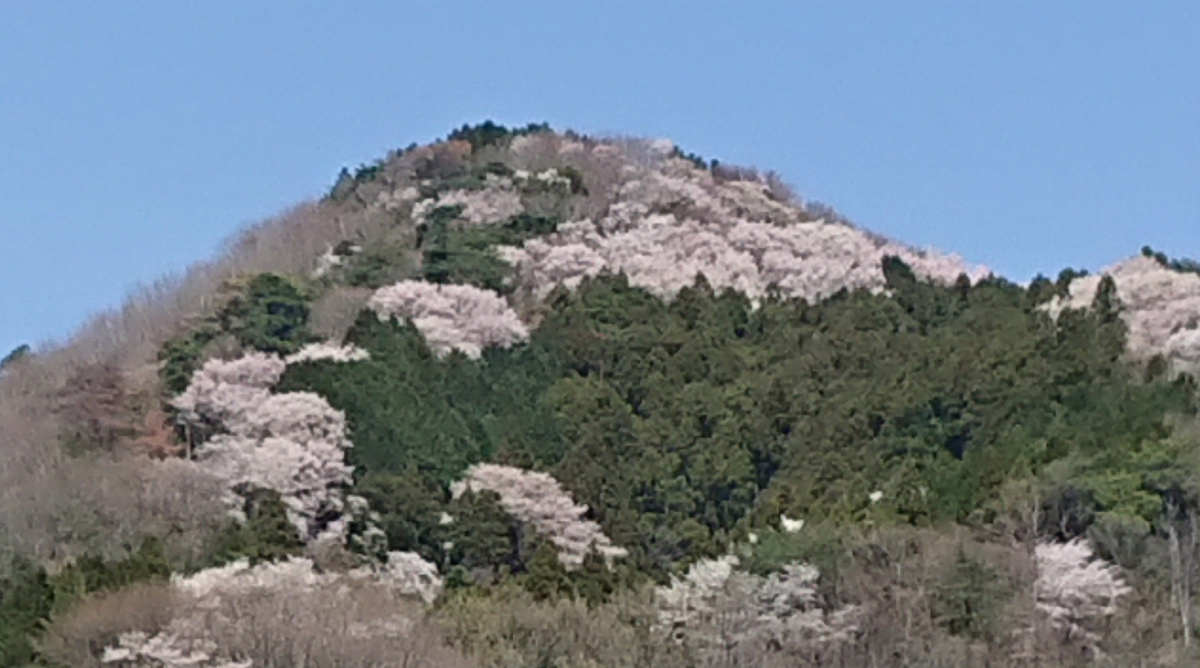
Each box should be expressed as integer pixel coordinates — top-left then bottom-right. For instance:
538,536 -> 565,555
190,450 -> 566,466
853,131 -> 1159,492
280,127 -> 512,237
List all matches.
171,352 -> 286,431
495,147 -> 986,307
283,341 -> 370,365
450,463 -> 626,567
1034,539 -> 1131,654
366,280 -> 529,358
410,175 -> 524,227
1045,255 -> 1200,377
171,353 -> 354,542
655,555 -> 860,664
350,550 -> 445,604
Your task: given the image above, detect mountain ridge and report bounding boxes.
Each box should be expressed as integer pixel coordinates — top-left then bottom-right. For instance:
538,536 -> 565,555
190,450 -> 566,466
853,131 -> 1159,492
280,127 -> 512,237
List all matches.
1,121 -> 1197,668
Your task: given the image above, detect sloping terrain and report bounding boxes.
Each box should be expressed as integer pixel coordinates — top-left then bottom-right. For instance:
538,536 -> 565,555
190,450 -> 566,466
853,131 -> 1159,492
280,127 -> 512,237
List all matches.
1,122 -> 1197,668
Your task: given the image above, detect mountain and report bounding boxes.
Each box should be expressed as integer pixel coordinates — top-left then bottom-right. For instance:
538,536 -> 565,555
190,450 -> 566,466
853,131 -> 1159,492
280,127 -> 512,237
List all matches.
1,121 -> 1197,668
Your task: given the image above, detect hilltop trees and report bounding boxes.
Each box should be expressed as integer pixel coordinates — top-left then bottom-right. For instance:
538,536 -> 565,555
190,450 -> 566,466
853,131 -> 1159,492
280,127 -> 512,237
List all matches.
0,344 -> 29,371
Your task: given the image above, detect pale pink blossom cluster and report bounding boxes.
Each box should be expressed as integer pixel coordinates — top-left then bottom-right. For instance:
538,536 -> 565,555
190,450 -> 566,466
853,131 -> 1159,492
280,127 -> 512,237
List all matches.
1044,255 -> 1200,377
375,185 -> 421,213
174,554 -> 442,605
494,145 -> 986,306
411,176 -> 524,227
614,157 -> 802,226
1165,326 -> 1200,378
102,631 -> 249,668
172,353 -> 354,541
1035,539 -> 1131,649
311,243 -> 363,279
366,280 -> 529,358
501,214 -> 986,305
411,134 -> 985,311
349,550 -> 445,604
172,353 -> 288,429
655,554 -> 747,632
284,341 -> 370,364
512,168 -> 573,191
754,563 -> 862,647
656,555 -> 860,656
173,556 -> 335,602
450,463 -> 627,567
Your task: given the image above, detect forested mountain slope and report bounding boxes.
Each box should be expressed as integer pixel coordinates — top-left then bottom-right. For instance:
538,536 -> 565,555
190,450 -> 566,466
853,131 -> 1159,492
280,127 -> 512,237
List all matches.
1,123 -> 1197,668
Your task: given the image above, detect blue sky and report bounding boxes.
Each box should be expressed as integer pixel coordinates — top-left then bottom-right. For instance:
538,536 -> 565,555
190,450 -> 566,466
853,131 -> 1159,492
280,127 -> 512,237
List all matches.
1,1 -> 1197,355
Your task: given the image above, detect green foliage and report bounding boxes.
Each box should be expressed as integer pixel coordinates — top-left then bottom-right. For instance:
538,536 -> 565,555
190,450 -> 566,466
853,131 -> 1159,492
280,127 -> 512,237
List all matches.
0,344 -> 30,371
447,490 -> 520,577
0,541 -> 170,668
740,523 -> 847,581
419,207 -> 558,292
277,315 -> 493,482
1055,267 -> 1088,296
157,272 -> 318,395
520,541 -> 574,601
339,242 -> 418,289
205,488 -> 304,567
0,557 -> 52,668
669,145 -> 709,171
932,549 -> 1007,641
327,161 -> 387,200
419,206 -> 508,291
281,259 -> 1195,579
1143,245 -> 1200,275
277,310 -> 567,483
517,540 -> 629,606
555,165 -> 588,196
354,470 -> 449,564
446,120 -> 551,152
217,273 -> 314,354
158,327 -> 217,395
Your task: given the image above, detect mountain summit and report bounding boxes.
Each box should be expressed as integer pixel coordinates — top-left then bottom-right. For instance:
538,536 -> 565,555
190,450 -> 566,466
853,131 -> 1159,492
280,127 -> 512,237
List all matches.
1,122 -> 1197,668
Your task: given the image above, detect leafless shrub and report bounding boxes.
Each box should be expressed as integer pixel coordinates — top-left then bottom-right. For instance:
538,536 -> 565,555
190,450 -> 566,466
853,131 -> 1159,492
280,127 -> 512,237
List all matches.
53,360 -> 138,455
438,585 -> 685,668
554,137 -> 638,220
36,582 -> 178,668
504,132 -> 565,174
710,161 -> 761,184
0,454 -> 227,566
764,170 -> 798,204
309,286 -> 373,342
0,371 -> 62,490
189,578 -> 466,668
39,569 -> 468,668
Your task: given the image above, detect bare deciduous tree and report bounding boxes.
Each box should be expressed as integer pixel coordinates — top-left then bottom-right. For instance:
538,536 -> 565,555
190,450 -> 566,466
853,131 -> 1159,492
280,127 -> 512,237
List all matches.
40,558 -> 463,668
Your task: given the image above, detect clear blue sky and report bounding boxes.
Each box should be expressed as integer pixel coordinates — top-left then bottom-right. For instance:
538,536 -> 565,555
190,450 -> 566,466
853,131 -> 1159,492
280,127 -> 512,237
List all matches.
2,2 -> 1198,355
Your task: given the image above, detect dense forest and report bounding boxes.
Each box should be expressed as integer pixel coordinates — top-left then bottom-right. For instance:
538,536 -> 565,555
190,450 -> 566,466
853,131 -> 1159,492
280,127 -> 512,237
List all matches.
1,122 -> 1197,668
